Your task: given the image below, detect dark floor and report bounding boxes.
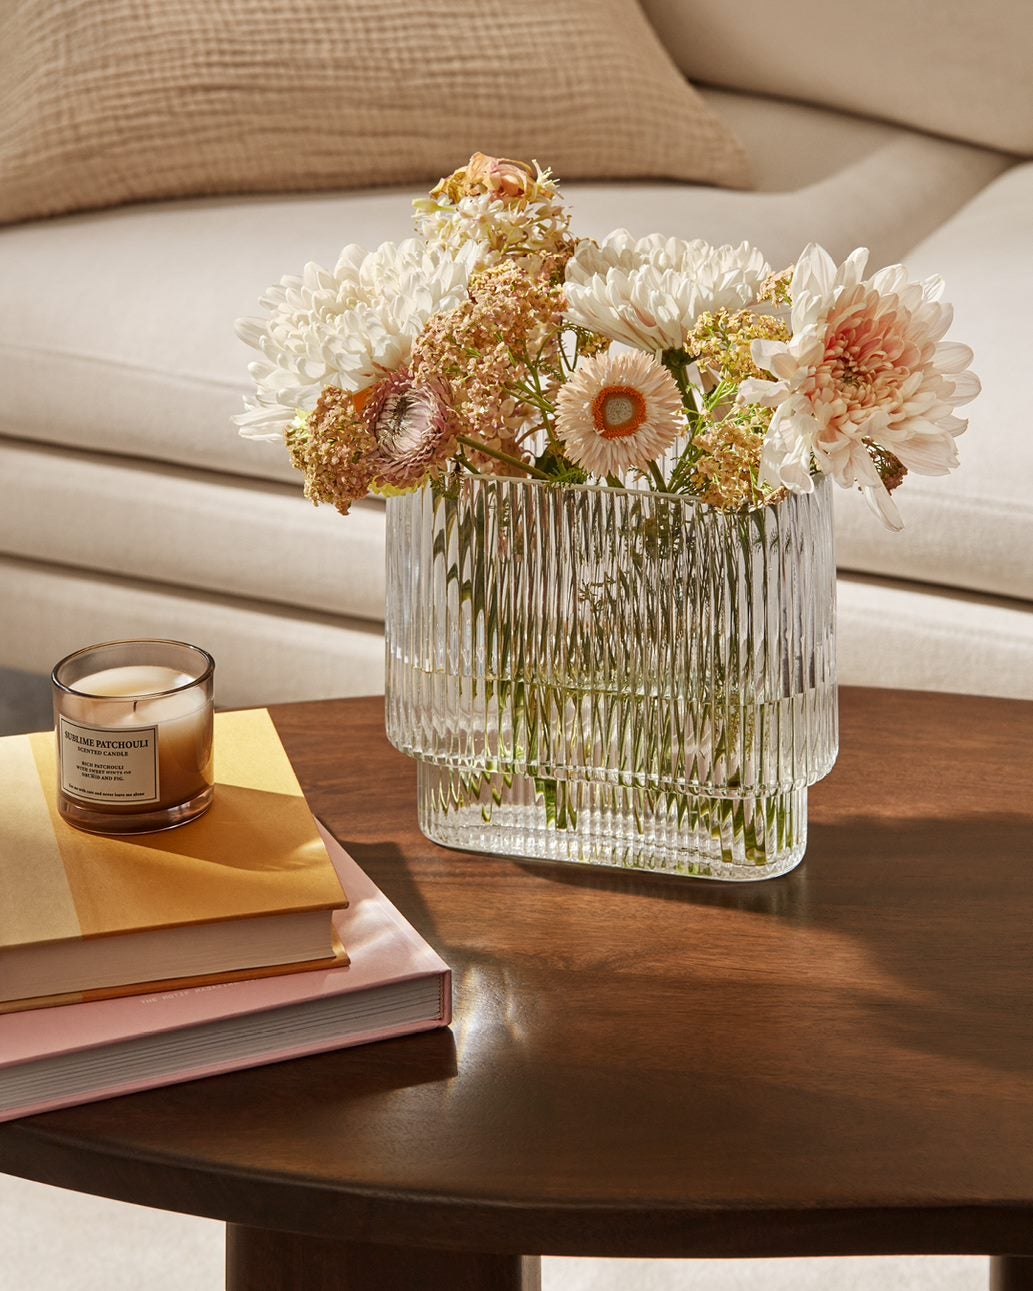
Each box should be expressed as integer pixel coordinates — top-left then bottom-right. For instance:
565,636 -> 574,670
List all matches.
0,667 -> 54,737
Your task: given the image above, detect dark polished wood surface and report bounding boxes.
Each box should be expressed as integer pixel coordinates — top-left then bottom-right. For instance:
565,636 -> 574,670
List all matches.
2,689 -> 1033,1266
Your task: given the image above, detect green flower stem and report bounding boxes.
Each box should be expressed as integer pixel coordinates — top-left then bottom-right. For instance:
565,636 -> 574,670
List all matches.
457,435 -> 553,481
455,450 -> 483,475
661,349 -> 696,403
648,461 -> 668,492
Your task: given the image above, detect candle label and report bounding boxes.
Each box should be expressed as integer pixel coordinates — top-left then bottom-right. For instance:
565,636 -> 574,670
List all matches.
58,716 -> 160,804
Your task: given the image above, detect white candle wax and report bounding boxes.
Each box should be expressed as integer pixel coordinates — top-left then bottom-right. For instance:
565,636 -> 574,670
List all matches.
71,665 -> 193,698
63,665 -> 213,810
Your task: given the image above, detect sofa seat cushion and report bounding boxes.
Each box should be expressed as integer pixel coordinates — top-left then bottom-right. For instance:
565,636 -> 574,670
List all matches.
837,574 -> 1033,703
0,554 -> 385,709
0,439 -> 385,623
834,161 -> 1033,603
5,547 -> 1032,707
0,89 -> 1007,486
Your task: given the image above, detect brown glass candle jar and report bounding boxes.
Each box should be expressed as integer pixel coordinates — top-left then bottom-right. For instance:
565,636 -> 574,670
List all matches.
52,640 -> 215,835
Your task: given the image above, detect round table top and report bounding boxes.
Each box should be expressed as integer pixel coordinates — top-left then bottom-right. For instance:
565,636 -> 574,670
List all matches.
2,688 -> 1033,1260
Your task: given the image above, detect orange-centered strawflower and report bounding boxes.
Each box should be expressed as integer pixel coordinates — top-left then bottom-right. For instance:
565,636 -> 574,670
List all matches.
592,386 -> 649,439
555,350 -> 685,478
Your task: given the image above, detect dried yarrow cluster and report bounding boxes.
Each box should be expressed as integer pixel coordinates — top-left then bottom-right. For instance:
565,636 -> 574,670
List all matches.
690,405 -> 776,511
238,151 -> 979,529
686,310 -> 792,387
285,390 -> 375,516
411,260 -> 566,473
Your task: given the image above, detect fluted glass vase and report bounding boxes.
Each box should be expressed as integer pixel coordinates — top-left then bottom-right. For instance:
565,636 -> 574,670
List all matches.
385,474 -> 837,881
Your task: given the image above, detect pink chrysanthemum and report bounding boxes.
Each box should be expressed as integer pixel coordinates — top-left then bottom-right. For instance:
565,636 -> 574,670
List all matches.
741,244 -> 979,529
554,350 -> 684,478
363,369 -> 457,492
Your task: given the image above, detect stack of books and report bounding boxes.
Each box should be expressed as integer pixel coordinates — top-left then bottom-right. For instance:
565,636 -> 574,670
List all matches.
0,708 -> 451,1122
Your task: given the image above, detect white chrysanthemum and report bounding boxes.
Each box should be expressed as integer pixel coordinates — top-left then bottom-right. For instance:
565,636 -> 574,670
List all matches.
234,239 -> 477,441
554,350 -> 685,478
740,244 -> 980,529
564,231 -> 771,353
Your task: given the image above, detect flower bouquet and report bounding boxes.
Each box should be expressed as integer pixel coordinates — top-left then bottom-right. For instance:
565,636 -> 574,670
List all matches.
237,153 -> 978,880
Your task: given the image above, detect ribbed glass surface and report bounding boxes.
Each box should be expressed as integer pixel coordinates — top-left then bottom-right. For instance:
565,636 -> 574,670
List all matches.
386,475 -> 837,880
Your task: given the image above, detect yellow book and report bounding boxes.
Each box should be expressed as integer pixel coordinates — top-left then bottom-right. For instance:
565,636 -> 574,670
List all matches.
0,709 -> 348,1010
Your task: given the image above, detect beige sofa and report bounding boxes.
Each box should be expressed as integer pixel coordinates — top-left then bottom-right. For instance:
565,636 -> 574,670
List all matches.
2,1 -> 1031,708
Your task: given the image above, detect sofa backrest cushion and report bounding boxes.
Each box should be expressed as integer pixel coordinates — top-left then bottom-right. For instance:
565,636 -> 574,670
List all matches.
642,0 -> 1030,156
0,0 -> 750,226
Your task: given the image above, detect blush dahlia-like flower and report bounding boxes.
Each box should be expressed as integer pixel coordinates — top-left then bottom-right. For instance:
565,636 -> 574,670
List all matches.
363,369 -> 458,493
554,350 -> 685,478
564,231 -> 771,354
742,244 -> 980,529
234,239 -> 477,441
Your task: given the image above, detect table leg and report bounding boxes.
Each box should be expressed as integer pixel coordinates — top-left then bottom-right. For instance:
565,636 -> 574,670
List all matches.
991,1258 -> 1033,1290
225,1224 -> 542,1291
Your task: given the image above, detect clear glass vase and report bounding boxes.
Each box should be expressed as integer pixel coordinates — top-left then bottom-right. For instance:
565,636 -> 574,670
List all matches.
385,474 -> 837,880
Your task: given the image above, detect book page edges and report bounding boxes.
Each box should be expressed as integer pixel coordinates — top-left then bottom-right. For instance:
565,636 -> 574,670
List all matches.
0,1011 -> 449,1124
0,932 -> 350,1015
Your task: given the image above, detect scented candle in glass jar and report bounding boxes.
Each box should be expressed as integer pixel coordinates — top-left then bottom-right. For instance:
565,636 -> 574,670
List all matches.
52,640 -> 215,835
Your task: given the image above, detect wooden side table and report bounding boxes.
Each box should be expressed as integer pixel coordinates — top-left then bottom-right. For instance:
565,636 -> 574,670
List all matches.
2,689 -> 1032,1291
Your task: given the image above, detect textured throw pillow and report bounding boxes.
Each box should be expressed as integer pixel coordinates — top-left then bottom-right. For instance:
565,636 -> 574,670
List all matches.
0,0 -> 750,226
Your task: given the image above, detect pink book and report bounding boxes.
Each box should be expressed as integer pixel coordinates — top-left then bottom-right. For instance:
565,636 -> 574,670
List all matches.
0,824 -> 451,1122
